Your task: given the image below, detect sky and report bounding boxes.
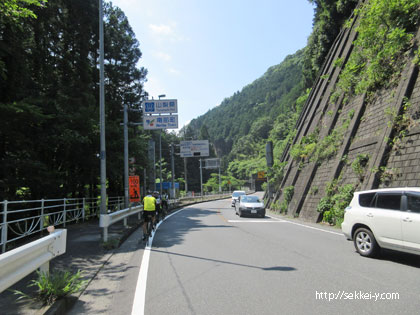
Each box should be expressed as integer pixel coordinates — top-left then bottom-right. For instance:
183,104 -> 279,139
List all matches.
110,0 -> 315,132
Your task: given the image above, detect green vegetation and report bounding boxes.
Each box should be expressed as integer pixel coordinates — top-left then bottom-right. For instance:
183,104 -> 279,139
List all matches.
334,0 -> 420,99
351,153 -> 370,181
101,238 -> 120,250
317,180 -> 355,226
13,269 -> 87,305
280,186 -> 294,214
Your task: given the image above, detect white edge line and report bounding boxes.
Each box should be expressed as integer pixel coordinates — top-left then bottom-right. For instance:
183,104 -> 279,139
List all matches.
131,208 -> 184,315
266,214 -> 343,236
228,220 -> 286,223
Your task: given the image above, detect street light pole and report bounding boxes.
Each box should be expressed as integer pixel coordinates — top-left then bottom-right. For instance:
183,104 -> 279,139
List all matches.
99,0 -> 107,215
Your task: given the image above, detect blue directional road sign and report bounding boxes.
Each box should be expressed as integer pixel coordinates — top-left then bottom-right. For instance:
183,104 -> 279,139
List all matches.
142,99 -> 178,114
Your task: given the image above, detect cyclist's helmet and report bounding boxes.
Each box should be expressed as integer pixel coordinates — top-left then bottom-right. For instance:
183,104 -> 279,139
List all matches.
147,190 -> 152,195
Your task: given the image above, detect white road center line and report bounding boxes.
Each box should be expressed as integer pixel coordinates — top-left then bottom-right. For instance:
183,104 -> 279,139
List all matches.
266,214 -> 343,236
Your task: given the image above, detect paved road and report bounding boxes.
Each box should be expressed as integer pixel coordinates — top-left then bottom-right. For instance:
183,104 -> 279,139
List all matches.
71,195 -> 420,314
142,196 -> 420,315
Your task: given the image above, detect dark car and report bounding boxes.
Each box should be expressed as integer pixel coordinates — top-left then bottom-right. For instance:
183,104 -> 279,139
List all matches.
235,195 -> 265,218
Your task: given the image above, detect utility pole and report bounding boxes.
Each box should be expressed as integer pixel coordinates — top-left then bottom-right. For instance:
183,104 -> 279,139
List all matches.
123,103 -> 129,208
99,0 -> 107,215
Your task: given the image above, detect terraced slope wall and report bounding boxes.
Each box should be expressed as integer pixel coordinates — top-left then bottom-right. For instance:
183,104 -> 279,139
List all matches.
269,4 -> 420,222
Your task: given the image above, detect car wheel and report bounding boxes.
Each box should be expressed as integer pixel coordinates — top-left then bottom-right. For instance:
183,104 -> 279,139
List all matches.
353,228 -> 379,257
239,210 -> 243,217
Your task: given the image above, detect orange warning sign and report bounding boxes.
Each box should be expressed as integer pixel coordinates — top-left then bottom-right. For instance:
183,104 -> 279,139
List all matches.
129,175 -> 140,202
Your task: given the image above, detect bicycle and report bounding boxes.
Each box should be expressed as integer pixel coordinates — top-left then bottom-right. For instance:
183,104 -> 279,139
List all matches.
143,212 -> 154,244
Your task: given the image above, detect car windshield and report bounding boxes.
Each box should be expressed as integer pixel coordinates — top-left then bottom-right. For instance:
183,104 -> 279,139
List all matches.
242,196 -> 260,203
232,191 -> 245,197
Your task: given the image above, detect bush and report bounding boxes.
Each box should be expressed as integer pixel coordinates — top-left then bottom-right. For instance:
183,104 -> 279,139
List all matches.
14,269 -> 87,305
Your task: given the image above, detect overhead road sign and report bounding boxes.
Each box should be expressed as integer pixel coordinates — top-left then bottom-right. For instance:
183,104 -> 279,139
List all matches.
142,99 -> 178,114
180,140 -> 209,157
143,114 -> 178,130
205,158 -> 220,169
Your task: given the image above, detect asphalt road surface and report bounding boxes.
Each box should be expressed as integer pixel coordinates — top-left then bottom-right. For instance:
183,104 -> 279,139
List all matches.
72,194 -> 420,315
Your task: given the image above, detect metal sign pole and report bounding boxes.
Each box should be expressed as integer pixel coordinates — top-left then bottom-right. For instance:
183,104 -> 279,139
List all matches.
171,144 -> 175,198
200,159 -> 203,196
159,129 -> 163,195
219,165 -> 221,193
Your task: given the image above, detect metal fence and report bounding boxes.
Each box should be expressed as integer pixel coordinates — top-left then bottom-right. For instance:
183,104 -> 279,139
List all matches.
0,196 -> 124,253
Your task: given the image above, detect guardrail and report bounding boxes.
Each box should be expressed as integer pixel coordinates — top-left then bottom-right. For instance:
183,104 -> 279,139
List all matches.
100,205 -> 143,242
0,196 -> 124,253
99,199 -> 182,241
0,229 -> 67,293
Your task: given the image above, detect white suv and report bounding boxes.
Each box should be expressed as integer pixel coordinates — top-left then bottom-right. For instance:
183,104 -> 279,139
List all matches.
342,188 -> 420,257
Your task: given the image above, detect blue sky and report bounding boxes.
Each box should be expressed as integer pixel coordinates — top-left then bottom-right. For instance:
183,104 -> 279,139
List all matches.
110,0 -> 315,131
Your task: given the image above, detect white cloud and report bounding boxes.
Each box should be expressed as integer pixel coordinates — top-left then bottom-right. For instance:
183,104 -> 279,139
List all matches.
154,51 -> 172,62
144,76 -> 165,99
168,68 -> 181,75
149,24 -> 174,36
148,22 -> 189,43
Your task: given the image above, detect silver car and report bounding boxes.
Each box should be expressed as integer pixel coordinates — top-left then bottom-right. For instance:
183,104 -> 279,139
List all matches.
231,190 -> 246,207
235,195 -> 265,218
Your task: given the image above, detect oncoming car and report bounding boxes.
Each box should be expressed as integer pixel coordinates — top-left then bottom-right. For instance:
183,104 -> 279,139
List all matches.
235,195 -> 265,218
231,190 -> 246,207
342,187 -> 420,258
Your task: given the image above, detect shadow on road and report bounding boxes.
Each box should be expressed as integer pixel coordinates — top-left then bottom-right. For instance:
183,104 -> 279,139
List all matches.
153,207 -> 235,249
150,248 -> 297,272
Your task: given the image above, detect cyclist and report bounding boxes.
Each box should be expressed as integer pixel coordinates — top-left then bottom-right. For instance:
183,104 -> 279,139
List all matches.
153,191 -> 162,226
142,190 -> 156,241
161,192 -> 169,212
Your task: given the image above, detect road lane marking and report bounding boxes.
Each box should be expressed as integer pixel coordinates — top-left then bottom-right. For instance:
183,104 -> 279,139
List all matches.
228,220 -> 286,223
131,208 -> 184,315
266,214 -> 343,236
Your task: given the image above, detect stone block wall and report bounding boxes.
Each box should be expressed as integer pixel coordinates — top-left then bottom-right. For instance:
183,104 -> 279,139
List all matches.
269,4 -> 420,222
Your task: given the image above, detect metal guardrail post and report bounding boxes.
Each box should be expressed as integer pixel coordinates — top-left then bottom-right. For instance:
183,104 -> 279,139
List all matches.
63,198 -> 67,227
103,227 -> 108,243
40,199 -> 45,233
2,201 -> 7,253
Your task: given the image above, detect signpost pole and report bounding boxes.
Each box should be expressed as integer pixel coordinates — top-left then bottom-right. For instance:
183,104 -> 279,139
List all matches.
171,144 -> 175,198
159,129 -> 163,195
219,165 -> 221,193
184,157 -> 188,193
200,159 -> 203,197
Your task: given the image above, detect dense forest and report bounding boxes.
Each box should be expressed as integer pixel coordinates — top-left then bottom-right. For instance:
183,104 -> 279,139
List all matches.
0,0 -> 188,200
